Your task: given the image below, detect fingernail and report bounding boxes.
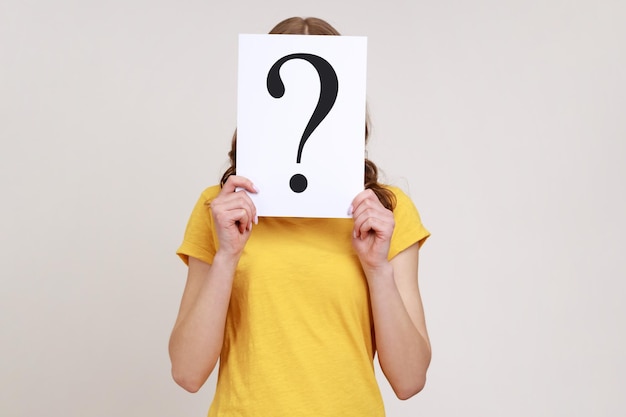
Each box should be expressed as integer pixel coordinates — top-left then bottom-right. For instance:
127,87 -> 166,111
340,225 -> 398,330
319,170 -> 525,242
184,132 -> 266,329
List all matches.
254,215 -> 258,225
249,222 -> 253,231
347,205 -> 353,215
253,185 -> 260,193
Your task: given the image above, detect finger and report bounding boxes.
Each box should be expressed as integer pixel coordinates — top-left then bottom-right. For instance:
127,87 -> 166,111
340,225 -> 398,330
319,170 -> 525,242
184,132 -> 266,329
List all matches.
351,196 -> 386,218
214,189 -> 256,211
353,207 -> 394,240
219,176 -> 258,224
350,189 -> 378,214
227,204 -> 255,231
211,195 -> 255,230
212,190 -> 258,224
236,208 -> 252,233
222,175 -> 259,195
351,193 -> 386,230
234,189 -> 258,223
218,207 -> 252,234
352,208 -> 376,239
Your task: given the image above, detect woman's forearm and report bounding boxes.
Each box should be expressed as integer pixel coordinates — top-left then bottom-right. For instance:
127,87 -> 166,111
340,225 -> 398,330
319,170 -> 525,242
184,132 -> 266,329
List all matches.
365,262 -> 431,400
168,253 -> 239,392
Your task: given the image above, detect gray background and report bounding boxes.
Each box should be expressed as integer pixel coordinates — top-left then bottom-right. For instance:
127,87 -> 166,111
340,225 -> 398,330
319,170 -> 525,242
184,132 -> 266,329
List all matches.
1,1 -> 624,416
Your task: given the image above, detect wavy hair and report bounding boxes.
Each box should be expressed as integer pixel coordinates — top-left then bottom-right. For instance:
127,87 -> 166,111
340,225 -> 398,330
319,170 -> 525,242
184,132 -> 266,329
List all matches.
221,17 -> 396,211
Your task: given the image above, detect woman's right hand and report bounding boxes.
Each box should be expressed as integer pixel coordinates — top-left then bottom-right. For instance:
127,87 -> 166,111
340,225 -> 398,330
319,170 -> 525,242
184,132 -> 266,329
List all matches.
209,175 -> 258,258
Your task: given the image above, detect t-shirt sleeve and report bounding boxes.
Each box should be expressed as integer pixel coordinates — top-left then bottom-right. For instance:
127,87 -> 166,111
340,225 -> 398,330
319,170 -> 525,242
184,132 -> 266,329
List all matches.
388,186 -> 430,260
176,186 -> 220,266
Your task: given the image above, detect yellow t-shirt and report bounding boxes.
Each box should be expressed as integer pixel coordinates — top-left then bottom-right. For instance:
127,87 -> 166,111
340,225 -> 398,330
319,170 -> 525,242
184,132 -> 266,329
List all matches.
177,185 -> 429,417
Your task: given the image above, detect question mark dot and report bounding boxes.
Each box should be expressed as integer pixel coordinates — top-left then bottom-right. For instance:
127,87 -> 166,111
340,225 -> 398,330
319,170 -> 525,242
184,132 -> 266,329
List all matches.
289,174 -> 308,193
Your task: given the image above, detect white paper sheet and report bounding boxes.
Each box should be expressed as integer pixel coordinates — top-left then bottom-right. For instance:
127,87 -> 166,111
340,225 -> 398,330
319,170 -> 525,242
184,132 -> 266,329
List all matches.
237,34 -> 367,218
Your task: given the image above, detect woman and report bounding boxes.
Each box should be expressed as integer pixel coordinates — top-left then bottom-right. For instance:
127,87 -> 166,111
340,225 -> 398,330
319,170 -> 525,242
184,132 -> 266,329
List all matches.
169,17 -> 431,417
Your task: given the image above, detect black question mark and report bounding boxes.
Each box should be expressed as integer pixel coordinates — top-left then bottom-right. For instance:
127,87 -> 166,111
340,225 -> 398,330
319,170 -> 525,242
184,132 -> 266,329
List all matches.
267,53 -> 339,193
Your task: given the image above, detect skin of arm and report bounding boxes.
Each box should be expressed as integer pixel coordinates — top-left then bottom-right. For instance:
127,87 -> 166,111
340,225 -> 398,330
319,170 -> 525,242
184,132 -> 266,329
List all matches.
169,255 -> 236,392
169,176 -> 257,393
351,190 -> 431,400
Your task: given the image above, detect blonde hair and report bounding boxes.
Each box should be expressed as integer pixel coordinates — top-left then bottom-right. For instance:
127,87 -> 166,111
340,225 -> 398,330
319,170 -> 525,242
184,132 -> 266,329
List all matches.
221,17 -> 396,210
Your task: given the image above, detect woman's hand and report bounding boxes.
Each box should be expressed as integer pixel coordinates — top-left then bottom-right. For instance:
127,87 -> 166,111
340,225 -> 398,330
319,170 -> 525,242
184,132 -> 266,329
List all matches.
209,175 -> 258,258
350,189 -> 395,273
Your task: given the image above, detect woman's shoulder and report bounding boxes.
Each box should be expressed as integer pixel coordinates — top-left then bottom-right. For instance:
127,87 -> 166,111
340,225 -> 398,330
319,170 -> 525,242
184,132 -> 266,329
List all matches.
383,184 -> 416,209
198,184 -> 222,201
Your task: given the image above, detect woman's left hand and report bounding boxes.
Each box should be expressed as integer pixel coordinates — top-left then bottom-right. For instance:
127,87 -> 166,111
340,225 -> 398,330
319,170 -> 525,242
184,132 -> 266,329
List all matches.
350,189 -> 395,272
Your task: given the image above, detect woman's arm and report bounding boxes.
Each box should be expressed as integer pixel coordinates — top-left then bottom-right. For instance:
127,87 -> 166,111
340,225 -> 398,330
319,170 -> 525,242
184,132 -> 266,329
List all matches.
351,190 -> 431,400
169,176 -> 257,393
366,243 -> 431,400
168,255 -> 237,393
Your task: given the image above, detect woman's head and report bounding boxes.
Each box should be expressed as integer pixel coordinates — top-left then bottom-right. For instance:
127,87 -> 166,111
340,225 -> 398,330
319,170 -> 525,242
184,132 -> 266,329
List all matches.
269,17 -> 341,36
220,17 -> 395,210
